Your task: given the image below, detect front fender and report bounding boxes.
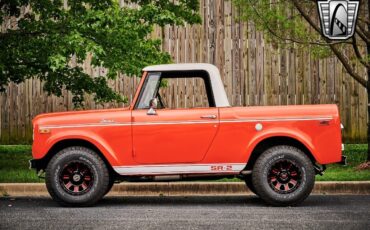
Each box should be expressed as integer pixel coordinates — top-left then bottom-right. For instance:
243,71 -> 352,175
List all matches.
35,130 -> 120,166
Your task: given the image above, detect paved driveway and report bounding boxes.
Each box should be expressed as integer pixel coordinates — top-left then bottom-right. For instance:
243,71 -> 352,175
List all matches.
1,195 -> 369,229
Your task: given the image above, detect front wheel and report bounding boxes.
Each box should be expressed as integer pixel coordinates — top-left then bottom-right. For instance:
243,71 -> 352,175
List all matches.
252,145 -> 315,206
104,175 -> 115,196
45,146 -> 110,206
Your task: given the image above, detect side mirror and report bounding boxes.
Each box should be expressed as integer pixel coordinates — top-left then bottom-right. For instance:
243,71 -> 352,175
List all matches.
147,98 -> 158,115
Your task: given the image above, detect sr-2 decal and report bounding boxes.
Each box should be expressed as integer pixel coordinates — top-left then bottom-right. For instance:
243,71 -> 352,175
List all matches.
210,165 -> 233,171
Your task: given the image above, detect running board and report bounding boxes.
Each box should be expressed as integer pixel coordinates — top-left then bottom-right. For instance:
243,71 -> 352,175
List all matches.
240,170 -> 252,175
120,174 -> 236,182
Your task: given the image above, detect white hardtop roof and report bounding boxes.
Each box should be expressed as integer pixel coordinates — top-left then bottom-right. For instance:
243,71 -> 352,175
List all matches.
143,63 -> 218,72
143,63 -> 230,107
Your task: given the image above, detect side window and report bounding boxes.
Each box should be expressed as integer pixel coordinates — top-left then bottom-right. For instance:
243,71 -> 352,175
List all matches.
158,77 -> 210,109
136,73 -> 160,109
136,71 -> 215,110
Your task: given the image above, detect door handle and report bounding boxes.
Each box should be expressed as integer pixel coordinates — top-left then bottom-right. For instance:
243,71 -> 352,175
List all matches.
200,115 -> 217,119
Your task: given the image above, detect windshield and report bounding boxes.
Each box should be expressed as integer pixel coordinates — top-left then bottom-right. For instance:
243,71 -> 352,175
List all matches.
136,73 -> 161,109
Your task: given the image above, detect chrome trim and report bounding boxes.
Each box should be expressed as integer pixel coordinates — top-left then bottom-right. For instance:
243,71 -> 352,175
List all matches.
200,115 -> 217,119
100,119 -> 116,123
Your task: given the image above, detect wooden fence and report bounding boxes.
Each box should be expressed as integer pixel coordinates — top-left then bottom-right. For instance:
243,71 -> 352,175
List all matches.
0,0 -> 367,144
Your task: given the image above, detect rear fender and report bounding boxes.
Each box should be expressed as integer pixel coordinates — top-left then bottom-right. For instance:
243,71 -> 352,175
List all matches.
245,128 -> 318,162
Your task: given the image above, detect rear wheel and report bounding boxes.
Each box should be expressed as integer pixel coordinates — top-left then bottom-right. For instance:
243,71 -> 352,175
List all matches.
252,145 -> 315,206
45,146 -> 110,207
244,175 -> 258,196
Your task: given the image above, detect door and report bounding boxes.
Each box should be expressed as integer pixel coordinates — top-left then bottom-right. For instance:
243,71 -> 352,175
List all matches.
131,71 -> 219,164
132,108 -> 219,164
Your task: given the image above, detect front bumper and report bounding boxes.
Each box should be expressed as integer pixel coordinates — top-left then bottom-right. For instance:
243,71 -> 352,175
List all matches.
29,159 -> 42,170
29,159 -> 36,169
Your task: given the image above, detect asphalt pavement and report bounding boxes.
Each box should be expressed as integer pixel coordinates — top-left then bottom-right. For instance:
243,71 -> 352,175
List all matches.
1,195 -> 369,229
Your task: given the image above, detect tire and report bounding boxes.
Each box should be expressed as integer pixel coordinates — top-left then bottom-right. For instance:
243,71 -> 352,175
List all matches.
252,145 -> 315,206
45,146 -> 110,207
244,174 -> 258,196
104,175 -> 115,196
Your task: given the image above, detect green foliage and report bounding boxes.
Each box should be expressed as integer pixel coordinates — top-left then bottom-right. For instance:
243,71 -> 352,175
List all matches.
317,143 -> 369,181
0,145 -> 31,154
0,0 -> 201,107
234,0 -> 332,58
0,145 -> 43,183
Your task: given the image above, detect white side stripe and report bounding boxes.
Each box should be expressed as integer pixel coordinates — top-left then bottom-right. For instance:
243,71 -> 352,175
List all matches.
40,116 -> 333,129
221,117 -> 333,123
40,123 -> 131,129
113,163 -> 246,175
132,120 -> 218,126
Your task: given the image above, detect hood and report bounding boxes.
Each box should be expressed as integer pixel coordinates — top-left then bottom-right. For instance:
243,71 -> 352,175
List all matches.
33,107 -> 131,127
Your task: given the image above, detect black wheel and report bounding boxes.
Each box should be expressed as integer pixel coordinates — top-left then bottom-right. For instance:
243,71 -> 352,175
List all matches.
244,174 -> 258,196
45,146 -> 110,207
252,145 -> 315,206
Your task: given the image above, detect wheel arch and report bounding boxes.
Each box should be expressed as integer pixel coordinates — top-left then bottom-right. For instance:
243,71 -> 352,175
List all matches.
34,139 -> 117,177
245,136 -> 316,170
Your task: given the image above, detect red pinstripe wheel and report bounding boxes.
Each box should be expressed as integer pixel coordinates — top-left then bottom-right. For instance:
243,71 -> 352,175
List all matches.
267,160 -> 302,194
59,161 -> 94,195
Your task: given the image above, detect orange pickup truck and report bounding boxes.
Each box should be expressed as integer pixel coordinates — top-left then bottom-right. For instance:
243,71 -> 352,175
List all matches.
30,63 -> 345,206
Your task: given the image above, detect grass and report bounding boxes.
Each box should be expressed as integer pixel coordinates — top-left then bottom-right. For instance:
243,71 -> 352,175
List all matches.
0,144 -> 369,183
0,145 -> 43,183
316,144 -> 370,181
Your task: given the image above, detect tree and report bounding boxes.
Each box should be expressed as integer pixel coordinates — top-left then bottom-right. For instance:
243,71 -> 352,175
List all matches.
234,0 -> 370,162
0,0 -> 201,106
